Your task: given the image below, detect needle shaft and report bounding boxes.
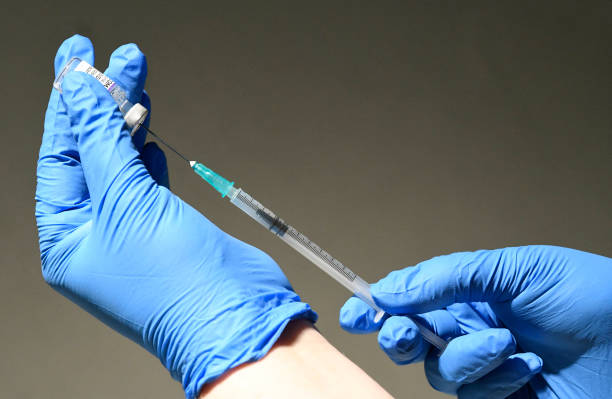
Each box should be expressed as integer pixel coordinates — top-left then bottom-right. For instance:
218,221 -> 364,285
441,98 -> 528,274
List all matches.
143,126 -> 190,163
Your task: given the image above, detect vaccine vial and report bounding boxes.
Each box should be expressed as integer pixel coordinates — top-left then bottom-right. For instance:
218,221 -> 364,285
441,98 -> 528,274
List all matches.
53,57 -> 148,133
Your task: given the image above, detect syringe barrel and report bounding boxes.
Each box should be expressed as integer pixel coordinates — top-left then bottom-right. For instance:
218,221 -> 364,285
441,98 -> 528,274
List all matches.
53,57 -> 148,133
227,187 -> 448,350
228,188 -> 360,287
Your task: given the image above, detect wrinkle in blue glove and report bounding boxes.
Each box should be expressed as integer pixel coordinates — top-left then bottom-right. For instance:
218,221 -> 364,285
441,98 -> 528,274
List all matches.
36,35 -> 316,399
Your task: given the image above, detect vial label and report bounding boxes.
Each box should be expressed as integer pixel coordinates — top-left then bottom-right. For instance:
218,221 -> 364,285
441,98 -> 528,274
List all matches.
75,60 -> 116,92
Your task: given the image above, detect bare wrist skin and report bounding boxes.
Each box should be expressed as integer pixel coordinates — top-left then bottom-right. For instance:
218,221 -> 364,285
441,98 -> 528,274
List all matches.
199,320 -> 391,398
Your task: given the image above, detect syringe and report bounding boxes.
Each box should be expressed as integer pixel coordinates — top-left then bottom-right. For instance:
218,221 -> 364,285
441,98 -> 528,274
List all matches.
180,156 -> 448,351
53,58 -> 448,352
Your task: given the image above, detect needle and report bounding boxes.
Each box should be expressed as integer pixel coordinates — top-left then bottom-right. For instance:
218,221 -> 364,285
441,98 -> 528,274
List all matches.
143,125 -> 190,163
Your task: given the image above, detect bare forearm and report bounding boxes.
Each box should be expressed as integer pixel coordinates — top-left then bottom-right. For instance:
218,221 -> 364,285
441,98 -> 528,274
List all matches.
199,320 -> 391,398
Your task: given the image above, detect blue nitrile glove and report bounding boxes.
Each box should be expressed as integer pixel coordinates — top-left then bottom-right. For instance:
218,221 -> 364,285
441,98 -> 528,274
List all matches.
36,35 -> 316,399
340,246 -> 612,398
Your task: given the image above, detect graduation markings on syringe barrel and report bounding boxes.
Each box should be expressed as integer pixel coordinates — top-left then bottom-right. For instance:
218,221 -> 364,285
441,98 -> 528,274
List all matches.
229,188 -> 358,283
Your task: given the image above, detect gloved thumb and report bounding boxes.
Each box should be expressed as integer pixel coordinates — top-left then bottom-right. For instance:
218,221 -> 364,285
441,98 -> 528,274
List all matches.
371,247 -> 536,314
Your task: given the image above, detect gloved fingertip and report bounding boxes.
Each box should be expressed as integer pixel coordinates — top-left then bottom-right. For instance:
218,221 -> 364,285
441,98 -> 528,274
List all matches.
54,34 -> 94,78
339,296 -> 383,334
456,352 -> 542,399
486,328 -> 516,358
438,328 -> 516,384
378,316 -> 426,364
105,43 -> 147,104
523,352 -> 543,374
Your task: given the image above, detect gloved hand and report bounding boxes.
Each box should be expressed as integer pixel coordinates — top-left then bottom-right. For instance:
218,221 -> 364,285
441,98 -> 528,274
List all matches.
36,35 -> 315,399
340,246 -> 612,398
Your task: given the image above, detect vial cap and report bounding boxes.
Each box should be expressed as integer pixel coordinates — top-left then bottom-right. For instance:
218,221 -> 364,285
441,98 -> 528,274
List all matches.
125,103 -> 148,129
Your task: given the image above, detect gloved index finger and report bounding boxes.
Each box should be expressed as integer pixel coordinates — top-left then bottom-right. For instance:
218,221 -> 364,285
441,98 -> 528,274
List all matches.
377,310 -> 461,365
371,247 -> 538,314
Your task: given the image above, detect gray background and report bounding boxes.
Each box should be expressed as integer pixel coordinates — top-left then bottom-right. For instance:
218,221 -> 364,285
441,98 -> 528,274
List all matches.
1,1 -> 611,398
